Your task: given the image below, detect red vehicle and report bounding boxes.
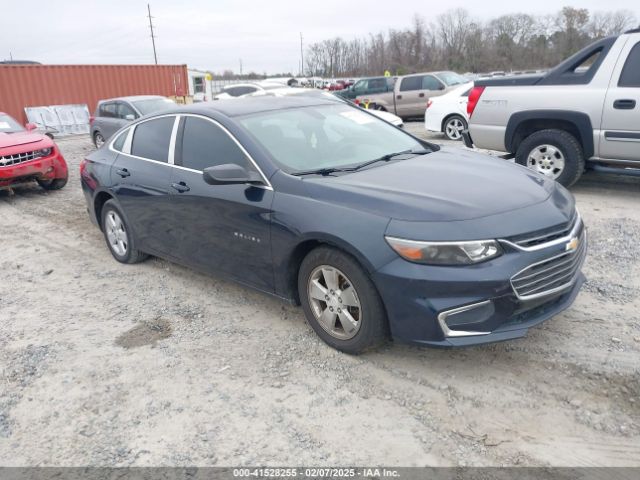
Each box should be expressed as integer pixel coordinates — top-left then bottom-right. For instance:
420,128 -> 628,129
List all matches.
0,112 -> 68,190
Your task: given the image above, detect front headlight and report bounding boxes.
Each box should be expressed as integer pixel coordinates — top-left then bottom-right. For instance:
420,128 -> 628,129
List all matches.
36,147 -> 53,157
385,236 -> 502,265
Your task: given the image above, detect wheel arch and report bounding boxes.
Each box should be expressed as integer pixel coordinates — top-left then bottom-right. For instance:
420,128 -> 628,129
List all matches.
93,190 -> 116,230
505,110 -> 593,158
441,113 -> 467,133
284,234 -> 377,305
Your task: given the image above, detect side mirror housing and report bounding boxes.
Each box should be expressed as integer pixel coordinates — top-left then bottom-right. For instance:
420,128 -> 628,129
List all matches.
25,122 -> 38,131
125,114 -> 135,121
202,163 -> 263,186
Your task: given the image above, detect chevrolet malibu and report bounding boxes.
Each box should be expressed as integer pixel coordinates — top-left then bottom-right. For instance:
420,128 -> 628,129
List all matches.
80,96 -> 586,354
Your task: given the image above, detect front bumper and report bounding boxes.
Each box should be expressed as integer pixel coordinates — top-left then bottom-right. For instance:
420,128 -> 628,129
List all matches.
372,226 -> 587,347
0,152 -> 68,187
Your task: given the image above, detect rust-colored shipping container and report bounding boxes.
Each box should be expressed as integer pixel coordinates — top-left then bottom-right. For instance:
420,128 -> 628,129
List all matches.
0,64 -> 188,124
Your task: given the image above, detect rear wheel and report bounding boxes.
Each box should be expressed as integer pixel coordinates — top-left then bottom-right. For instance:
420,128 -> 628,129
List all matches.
93,132 -> 105,149
443,115 -> 467,141
37,175 -> 67,190
298,246 -> 388,354
515,129 -> 584,187
101,200 -> 147,264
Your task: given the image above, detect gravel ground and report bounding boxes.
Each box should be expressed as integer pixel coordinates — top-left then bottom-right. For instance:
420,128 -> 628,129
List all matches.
0,123 -> 639,467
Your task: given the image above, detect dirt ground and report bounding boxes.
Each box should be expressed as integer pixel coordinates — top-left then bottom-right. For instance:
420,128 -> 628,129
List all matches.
0,126 -> 639,467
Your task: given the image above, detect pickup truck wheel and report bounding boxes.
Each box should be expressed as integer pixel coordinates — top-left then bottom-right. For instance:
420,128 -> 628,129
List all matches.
515,129 -> 584,187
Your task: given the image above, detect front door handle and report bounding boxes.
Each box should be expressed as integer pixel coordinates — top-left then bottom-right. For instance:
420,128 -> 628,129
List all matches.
171,181 -> 190,193
418,92 -> 425,98
116,168 -> 130,178
613,99 -> 636,110
396,94 -> 402,100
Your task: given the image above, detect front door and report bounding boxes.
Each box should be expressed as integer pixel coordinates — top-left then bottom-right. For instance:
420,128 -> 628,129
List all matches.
599,39 -> 640,161
111,115 -> 178,255
168,115 -> 275,291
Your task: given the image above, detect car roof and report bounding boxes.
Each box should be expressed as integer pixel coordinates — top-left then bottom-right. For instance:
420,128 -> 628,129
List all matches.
99,95 -> 166,104
170,94 -> 342,118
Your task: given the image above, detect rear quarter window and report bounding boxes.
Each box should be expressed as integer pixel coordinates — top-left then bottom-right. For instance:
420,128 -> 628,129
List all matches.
112,129 -> 128,152
131,117 -> 175,162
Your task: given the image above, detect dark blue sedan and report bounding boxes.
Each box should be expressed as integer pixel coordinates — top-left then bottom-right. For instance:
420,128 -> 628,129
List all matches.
80,95 -> 586,353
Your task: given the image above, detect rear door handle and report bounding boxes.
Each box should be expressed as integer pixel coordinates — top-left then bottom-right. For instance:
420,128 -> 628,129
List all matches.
396,95 -> 402,100
116,168 -> 130,178
418,93 -> 425,98
613,99 -> 636,110
171,181 -> 190,193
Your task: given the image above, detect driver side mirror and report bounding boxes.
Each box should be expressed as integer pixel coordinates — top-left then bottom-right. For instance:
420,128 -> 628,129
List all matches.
25,123 -> 38,131
203,163 -> 264,186
125,114 -> 135,121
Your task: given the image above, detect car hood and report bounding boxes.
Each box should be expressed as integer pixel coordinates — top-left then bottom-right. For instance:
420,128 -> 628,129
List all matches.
0,131 -> 49,149
303,147 -> 559,223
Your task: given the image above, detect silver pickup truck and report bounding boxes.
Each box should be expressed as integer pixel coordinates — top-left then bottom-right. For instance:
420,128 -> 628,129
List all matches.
464,28 -> 640,187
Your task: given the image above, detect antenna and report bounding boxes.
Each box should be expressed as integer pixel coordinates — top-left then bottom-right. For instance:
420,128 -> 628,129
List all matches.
147,3 -> 158,64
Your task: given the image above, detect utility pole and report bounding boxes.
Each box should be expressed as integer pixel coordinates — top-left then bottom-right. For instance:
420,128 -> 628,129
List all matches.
9,51 -> 13,61
147,3 -> 158,64
239,59 -> 243,78
300,32 -> 304,76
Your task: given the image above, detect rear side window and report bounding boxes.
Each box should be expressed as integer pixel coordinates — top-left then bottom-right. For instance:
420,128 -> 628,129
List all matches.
400,76 -> 423,92
180,117 -> 251,171
99,103 -> 117,118
619,42 -> 640,88
131,117 -> 175,162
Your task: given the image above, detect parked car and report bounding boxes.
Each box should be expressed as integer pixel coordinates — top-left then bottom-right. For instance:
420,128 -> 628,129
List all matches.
81,95 -> 586,354
336,76 -> 395,100
0,112 -> 68,190
465,28 -> 640,186
213,82 -> 284,100
90,95 -> 175,148
424,83 -> 473,140
355,71 -> 469,118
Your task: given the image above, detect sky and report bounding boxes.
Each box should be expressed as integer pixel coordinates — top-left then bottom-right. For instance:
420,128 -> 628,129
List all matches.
1,0 -> 639,74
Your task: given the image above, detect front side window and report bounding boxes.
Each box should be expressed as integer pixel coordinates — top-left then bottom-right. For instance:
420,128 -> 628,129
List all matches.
239,104 -> 425,173
422,76 -> 443,90
436,71 -> 468,86
619,42 -> 640,88
368,78 -> 386,91
353,80 -> 367,92
180,117 -> 251,171
131,98 -> 175,116
117,103 -> 137,120
400,76 -> 423,92
131,117 -> 175,162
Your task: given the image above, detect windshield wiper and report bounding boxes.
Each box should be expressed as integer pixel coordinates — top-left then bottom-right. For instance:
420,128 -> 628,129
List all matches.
352,148 -> 431,171
292,148 -> 430,176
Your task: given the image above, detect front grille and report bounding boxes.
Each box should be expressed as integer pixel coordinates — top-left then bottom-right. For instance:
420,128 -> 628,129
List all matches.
0,150 -> 41,167
511,229 -> 586,299
508,211 -> 578,248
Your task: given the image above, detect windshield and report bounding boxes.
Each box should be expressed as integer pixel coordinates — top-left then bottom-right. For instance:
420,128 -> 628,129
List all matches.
436,71 -> 469,87
238,104 -> 426,174
132,98 -> 175,115
0,114 -> 25,133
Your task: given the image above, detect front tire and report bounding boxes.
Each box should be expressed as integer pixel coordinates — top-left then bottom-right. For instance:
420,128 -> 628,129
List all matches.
443,115 -> 467,141
298,246 -> 388,354
37,176 -> 67,190
93,132 -> 105,149
101,200 -> 148,264
515,129 -> 584,187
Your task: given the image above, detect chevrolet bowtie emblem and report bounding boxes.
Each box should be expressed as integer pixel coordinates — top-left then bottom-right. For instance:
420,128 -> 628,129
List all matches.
566,237 -> 579,252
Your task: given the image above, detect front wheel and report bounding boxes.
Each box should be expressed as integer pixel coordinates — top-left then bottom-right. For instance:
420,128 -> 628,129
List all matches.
515,129 -> 584,187
298,246 -> 388,354
443,115 -> 467,141
93,132 -> 105,149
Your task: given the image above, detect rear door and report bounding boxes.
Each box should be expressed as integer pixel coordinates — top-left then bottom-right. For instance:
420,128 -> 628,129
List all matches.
97,102 -> 121,140
395,75 -> 425,117
168,115 -> 275,291
110,115 -> 179,255
600,39 -> 640,161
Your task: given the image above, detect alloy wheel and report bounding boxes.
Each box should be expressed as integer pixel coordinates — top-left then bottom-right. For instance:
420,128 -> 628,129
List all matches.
307,265 -> 361,340
445,118 -> 465,140
105,210 -> 128,257
527,144 -> 565,179
95,134 -> 105,148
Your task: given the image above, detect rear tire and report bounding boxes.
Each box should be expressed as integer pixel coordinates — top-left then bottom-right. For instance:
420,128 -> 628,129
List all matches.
93,132 -> 105,149
37,176 -> 67,190
515,129 -> 584,187
101,200 -> 148,264
298,246 -> 388,354
443,115 -> 467,141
